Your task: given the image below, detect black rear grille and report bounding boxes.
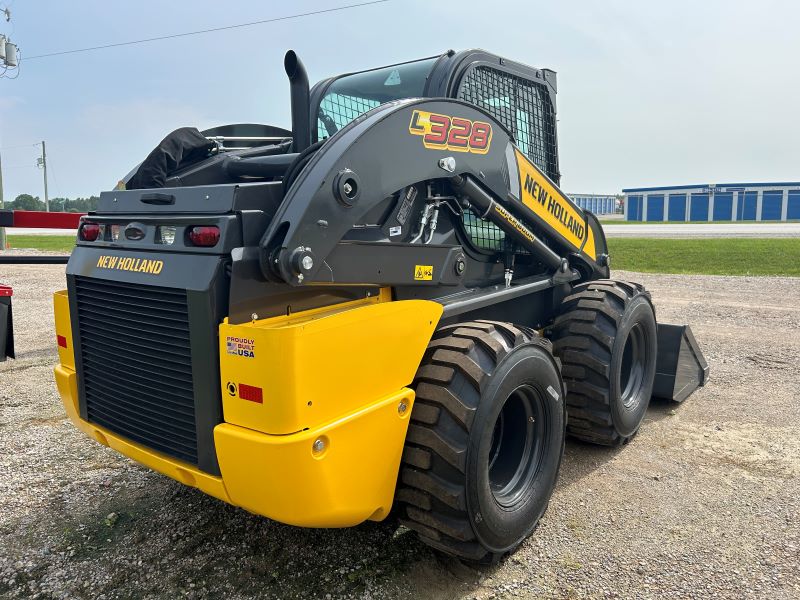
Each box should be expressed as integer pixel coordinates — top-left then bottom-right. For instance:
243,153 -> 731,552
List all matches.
74,276 -> 198,464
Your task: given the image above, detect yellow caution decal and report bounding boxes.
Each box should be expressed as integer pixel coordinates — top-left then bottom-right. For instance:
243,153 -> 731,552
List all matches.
514,149 -> 596,260
413,265 -> 433,281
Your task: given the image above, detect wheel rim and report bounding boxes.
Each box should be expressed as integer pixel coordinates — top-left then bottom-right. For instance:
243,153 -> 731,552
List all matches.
620,323 -> 646,410
487,384 -> 547,508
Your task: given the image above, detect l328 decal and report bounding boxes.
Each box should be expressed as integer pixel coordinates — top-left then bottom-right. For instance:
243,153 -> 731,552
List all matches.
409,110 -> 492,154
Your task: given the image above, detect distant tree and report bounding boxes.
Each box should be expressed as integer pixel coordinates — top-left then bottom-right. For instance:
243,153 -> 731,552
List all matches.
10,194 -> 45,211
7,193 -> 100,212
49,197 -> 70,212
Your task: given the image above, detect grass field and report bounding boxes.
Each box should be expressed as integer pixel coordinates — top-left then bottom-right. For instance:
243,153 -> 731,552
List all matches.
4,235 -> 799,277
6,235 -> 75,252
608,237 -> 800,276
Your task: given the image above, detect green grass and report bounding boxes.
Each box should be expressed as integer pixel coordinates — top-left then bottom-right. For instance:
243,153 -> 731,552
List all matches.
5,234 -> 75,252
5,234 -> 798,277
608,237 -> 800,276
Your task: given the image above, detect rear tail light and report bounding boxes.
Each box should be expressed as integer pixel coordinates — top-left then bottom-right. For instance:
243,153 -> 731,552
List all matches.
187,226 -> 220,247
109,224 -> 121,242
79,223 -> 101,241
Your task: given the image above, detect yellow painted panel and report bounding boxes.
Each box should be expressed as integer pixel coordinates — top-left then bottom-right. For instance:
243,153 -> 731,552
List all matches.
219,297 -> 441,435
215,388 -> 414,527
53,365 -> 231,504
53,290 -> 74,370
514,148 -> 597,260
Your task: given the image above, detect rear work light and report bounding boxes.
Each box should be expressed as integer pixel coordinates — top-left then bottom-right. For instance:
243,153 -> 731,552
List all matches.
79,223 -> 101,241
187,226 -> 220,247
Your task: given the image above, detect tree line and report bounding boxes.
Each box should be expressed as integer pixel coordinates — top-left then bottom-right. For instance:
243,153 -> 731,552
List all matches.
4,193 -> 100,212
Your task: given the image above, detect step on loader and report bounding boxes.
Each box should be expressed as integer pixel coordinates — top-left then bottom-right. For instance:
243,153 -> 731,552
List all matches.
53,49 -> 709,562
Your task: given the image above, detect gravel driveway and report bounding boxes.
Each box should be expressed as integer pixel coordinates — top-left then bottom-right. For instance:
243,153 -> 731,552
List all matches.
1,261 -> 798,599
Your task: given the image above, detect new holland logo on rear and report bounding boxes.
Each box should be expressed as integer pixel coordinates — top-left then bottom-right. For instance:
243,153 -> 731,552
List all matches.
96,255 -> 164,275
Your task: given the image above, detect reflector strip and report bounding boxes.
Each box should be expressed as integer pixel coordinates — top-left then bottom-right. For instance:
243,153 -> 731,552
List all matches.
239,383 -> 263,404
57,334 -> 67,348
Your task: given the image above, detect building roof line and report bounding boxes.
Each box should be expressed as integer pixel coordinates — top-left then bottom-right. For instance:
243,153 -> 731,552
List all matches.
623,182 -> 800,193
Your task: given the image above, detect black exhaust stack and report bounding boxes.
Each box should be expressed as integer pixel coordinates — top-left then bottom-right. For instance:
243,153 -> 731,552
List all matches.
285,50 -> 311,153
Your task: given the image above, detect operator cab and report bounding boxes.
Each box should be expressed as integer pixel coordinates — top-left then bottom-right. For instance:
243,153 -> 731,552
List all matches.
309,50 -> 560,184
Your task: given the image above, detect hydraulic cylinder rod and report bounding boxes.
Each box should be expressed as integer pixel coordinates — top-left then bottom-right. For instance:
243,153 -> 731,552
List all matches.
450,175 -> 565,271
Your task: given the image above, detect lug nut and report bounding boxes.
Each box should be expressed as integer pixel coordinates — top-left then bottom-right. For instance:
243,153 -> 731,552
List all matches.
301,255 -> 314,271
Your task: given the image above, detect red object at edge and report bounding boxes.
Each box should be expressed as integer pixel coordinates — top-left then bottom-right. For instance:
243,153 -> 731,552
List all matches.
0,285 -> 12,297
10,211 -> 85,229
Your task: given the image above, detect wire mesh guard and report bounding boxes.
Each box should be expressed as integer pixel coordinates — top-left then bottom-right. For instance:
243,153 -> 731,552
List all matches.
317,93 -> 380,140
458,65 -> 559,181
462,208 -> 505,252
458,66 -> 559,253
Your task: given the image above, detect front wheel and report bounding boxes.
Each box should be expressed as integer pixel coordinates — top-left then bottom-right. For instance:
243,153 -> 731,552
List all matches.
550,280 -> 658,446
395,321 -> 566,563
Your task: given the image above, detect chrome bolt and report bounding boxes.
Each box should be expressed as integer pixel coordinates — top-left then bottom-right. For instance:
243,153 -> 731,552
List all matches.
301,255 -> 314,271
251,312 -> 258,321
529,416 -> 535,423
398,401 -> 408,415
313,438 -> 326,453
438,157 -> 456,173
297,273 -> 305,282
343,182 -> 353,195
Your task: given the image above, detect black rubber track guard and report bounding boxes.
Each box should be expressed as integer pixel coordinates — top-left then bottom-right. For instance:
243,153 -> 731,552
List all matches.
549,280 -> 658,446
395,320 -> 565,563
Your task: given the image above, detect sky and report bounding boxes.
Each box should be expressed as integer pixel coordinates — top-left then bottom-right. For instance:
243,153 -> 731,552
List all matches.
1,0 -> 799,201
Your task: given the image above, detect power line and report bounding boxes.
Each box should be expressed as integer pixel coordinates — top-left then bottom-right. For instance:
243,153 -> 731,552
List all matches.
25,0 -> 391,60
0,142 -> 40,151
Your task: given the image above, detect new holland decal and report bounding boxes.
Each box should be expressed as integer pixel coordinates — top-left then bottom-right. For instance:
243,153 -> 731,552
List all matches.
409,110 -> 492,154
95,255 -> 164,275
514,149 -> 597,260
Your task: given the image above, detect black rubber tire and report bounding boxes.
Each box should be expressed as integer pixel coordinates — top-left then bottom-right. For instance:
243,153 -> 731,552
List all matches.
549,279 -> 658,446
395,320 -> 566,563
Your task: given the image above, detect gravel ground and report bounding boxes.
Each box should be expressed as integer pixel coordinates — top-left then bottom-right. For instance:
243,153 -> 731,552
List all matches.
1,261 -> 798,600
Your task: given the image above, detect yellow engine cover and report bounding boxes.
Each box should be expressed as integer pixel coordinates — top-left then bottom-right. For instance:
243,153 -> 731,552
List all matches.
219,291 -> 442,435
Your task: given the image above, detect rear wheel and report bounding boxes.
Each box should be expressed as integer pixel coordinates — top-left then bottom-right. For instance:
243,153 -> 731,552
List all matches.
549,280 -> 657,446
395,321 -> 565,563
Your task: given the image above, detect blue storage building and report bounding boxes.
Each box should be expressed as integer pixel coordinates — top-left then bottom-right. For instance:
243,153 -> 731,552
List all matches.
622,183 -> 800,222
568,193 -> 619,215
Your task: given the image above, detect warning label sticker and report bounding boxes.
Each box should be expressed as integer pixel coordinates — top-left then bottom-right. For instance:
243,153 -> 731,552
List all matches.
414,265 -> 433,281
226,336 -> 256,359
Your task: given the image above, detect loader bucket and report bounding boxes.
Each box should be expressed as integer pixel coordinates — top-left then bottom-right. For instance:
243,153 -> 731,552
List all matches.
0,290 -> 14,361
652,323 -> 708,403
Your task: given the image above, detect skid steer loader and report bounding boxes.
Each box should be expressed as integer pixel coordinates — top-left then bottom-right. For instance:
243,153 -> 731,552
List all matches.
53,49 -> 708,562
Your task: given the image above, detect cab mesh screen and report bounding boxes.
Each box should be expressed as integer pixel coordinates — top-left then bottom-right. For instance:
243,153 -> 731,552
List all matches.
457,65 -> 559,252
458,65 -> 559,182
317,93 -> 380,140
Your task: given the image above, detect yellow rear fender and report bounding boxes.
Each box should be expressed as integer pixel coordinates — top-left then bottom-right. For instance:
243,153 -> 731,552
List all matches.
218,291 -> 443,435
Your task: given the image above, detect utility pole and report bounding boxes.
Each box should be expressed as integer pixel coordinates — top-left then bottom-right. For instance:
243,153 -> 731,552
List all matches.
41,141 -> 49,211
